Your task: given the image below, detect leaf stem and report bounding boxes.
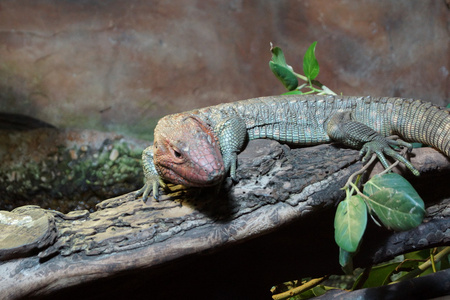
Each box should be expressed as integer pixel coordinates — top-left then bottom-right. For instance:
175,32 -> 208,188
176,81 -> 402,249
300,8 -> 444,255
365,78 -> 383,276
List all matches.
292,71 -> 337,95
430,248 -> 437,273
293,71 -> 308,82
343,154 -> 377,190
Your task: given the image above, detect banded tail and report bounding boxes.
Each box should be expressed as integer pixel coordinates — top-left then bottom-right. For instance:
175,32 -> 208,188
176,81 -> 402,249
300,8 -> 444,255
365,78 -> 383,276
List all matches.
392,99 -> 450,156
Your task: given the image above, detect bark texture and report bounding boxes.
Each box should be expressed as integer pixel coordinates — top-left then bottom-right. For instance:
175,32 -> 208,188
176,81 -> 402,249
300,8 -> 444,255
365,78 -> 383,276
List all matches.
0,140 -> 449,299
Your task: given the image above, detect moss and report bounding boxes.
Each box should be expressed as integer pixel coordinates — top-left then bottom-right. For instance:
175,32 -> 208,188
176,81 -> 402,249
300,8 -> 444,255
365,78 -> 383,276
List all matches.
0,139 -> 144,213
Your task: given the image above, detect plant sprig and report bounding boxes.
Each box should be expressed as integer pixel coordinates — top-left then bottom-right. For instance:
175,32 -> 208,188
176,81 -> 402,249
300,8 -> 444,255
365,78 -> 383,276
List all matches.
269,43 -> 439,299
269,42 -> 336,95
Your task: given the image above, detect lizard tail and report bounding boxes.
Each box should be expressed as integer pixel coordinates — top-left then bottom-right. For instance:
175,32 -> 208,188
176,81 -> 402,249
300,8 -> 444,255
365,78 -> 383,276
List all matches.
393,99 -> 450,157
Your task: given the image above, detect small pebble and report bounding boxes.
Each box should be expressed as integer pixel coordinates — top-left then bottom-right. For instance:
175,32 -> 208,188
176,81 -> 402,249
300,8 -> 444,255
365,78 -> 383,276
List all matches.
109,148 -> 119,161
69,149 -> 78,160
7,171 -> 16,182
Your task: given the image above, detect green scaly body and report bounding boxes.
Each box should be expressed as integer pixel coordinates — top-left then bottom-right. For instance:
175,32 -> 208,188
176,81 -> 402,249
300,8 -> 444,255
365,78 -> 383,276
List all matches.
136,95 -> 450,201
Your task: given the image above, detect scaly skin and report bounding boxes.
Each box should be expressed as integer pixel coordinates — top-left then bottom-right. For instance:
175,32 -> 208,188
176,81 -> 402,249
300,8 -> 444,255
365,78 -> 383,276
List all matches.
136,95 -> 450,202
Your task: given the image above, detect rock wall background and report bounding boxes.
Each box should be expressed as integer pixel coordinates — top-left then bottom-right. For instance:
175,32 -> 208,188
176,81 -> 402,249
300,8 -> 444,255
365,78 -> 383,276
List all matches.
0,0 -> 448,140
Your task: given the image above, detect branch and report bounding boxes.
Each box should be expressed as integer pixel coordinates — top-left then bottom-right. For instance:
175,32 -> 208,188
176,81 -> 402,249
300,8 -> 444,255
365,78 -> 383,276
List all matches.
316,269 -> 450,300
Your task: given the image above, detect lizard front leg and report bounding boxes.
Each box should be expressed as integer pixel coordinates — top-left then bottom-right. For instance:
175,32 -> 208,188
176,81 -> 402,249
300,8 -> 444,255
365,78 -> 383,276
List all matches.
214,117 -> 247,181
326,111 -> 420,175
135,146 -> 167,202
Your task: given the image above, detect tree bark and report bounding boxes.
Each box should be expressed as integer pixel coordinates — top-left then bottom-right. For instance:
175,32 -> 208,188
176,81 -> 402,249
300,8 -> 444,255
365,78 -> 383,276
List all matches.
0,140 -> 449,299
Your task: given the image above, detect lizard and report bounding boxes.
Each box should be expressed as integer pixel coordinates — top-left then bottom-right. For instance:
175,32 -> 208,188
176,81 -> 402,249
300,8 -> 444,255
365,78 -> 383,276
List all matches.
135,95 -> 450,202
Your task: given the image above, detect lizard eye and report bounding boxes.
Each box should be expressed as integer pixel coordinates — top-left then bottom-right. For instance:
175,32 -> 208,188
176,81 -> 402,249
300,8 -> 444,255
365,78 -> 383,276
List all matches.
173,149 -> 182,158
170,145 -> 183,160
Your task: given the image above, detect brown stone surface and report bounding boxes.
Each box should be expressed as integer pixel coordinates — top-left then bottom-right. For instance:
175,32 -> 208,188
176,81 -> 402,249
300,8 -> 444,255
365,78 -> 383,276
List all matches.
0,1 -> 448,139
0,206 -> 56,261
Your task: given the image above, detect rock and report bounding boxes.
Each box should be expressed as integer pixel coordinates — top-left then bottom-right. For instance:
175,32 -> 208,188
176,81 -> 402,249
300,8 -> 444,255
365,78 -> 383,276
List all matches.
0,1 -> 447,139
0,205 -> 56,260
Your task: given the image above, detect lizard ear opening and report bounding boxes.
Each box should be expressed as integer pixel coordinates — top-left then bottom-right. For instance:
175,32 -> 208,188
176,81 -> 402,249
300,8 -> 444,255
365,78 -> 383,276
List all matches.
182,115 -> 207,128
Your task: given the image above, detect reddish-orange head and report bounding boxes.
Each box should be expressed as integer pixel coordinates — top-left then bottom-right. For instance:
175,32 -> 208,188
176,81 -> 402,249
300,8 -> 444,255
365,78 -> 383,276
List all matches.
153,114 -> 225,187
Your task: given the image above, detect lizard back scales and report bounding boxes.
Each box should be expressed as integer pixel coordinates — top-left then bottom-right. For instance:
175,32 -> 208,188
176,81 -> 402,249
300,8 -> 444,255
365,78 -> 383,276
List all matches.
195,95 -> 450,155
137,95 -> 450,201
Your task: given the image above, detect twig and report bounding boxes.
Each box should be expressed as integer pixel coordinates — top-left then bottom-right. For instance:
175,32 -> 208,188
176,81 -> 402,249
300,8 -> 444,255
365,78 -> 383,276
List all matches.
391,247 -> 450,283
343,154 -> 377,190
272,275 -> 330,300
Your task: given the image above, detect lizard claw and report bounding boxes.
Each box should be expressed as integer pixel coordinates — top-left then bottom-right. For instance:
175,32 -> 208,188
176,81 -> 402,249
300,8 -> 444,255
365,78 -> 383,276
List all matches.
135,176 -> 165,203
215,117 -> 246,183
135,183 -> 153,202
385,137 -> 414,152
228,152 -> 240,182
359,137 -> 420,176
137,145 -> 169,203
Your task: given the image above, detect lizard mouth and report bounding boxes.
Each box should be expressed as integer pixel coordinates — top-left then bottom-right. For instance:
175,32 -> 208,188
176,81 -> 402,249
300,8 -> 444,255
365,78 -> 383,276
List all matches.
157,164 -> 224,187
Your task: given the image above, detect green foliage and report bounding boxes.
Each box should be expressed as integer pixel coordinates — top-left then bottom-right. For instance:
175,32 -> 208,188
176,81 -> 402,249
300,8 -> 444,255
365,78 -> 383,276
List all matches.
0,140 -> 143,212
353,261 -> 407,289
363,173 -> 425,231
336,172 -> 425,270
269,44 -> 447,300
363,263 -> 400,288
353,247 -> 450,289
269,42 -> 335,95
295,285 -> 328,299
269,46 -> 298,91
274,247 -> 450,299
302,41 -> 319,80
334,195 -> 367,252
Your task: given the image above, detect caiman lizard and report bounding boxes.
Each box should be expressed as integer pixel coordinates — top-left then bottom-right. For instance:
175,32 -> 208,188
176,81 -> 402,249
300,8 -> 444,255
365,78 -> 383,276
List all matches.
135,95 -> 450,202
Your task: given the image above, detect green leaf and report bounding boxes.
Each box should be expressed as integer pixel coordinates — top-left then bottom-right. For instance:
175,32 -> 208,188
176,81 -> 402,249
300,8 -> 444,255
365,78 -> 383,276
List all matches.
295,289 -> 316,299
311,286 -> 327,297
334,195 -> 367,252
303,41 -> 320,80
354,263 -> 398,289
403,249 -> 432,261
439,250 -> 450,271
270,46 -> 289,67
363,173 -> 425,231
269,61 -> 299,91
401,249 -> 437,276
269,46 -> 298,91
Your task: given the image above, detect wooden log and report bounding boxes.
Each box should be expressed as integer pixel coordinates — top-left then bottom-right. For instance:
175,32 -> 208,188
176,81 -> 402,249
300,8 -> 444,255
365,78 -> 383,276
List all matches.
0,140 -> 449,299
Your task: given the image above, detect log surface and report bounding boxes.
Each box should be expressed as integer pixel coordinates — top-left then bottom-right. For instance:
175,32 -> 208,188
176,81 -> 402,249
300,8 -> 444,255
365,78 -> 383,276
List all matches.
0,140 -> 449,299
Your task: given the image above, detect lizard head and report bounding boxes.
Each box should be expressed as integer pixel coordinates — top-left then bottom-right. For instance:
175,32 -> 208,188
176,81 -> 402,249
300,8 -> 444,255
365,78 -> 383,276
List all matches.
153,114 -> 225,187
